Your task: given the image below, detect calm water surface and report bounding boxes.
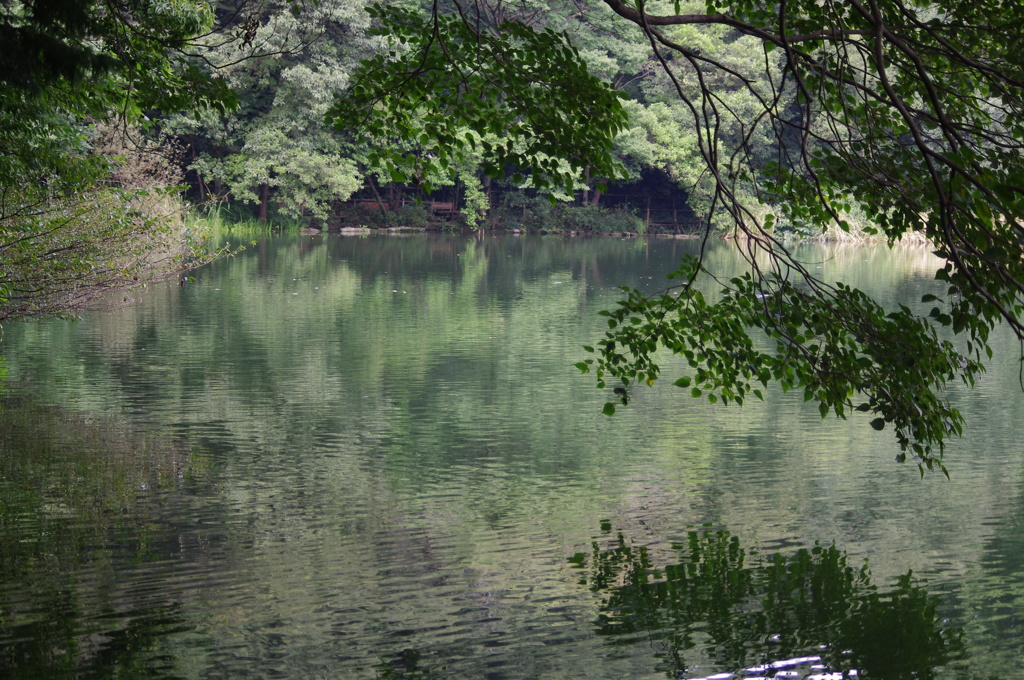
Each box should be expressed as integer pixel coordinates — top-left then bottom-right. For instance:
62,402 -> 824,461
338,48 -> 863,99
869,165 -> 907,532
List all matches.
1,234 -> 1023,679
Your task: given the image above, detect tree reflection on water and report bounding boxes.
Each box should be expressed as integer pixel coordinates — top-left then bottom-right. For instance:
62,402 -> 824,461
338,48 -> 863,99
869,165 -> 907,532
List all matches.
569,526 -> 966,679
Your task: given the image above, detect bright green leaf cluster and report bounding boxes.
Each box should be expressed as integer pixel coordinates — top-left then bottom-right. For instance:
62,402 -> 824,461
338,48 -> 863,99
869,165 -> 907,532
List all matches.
581,255 -> 979,474
331,3 -> 629,194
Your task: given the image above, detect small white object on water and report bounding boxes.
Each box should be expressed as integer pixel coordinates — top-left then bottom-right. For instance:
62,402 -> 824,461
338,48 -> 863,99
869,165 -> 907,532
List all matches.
745,656 -> 821,673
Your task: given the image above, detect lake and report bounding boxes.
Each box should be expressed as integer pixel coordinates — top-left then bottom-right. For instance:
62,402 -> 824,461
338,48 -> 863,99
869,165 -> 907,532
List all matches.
1,233 -> 1022,679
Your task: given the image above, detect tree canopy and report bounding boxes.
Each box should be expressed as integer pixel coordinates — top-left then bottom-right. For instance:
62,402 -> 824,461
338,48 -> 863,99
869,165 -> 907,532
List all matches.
332,1 -> 630,196
341,0 -> 1024,471
169,0 -> 377,221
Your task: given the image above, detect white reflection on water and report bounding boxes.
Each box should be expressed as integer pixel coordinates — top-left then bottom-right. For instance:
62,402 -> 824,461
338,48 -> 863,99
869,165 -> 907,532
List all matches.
686,654 -> 859,680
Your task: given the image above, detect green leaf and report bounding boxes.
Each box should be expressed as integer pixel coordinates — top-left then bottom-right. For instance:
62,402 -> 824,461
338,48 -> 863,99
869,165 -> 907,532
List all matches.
602,402 -> 616,416
870,418 -> 886,431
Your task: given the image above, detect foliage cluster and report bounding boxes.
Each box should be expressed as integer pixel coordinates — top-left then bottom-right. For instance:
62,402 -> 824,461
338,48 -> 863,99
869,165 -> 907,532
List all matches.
567,0 -> 1024,465
0,0 -> 232,320
169,0 -> 374,221
580,255 -> 975,470
0,186 -> 212,321
331,2 -> 628,196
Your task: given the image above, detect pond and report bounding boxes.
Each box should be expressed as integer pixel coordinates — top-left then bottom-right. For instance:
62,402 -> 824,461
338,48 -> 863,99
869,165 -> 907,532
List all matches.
1,233 -> 1022,679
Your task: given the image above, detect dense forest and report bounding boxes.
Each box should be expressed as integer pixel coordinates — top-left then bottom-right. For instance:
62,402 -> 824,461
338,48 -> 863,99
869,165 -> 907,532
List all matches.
0,0 -> 790,242
149,0 -> 763,233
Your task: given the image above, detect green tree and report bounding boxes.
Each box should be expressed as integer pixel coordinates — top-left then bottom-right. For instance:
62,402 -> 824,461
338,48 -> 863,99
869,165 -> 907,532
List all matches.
342,0 -> 1024,470
173,0 -> 375,222
333,1 -> 629,198
0,0 -> 234,320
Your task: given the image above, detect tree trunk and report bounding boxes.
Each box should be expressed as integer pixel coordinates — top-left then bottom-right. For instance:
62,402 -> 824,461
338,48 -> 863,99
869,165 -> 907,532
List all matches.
367,176 -> 388,216
190,141 -> 206,202
387,183 -> 400,212
482,174 -> 493,222
258,183 -> 269,221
